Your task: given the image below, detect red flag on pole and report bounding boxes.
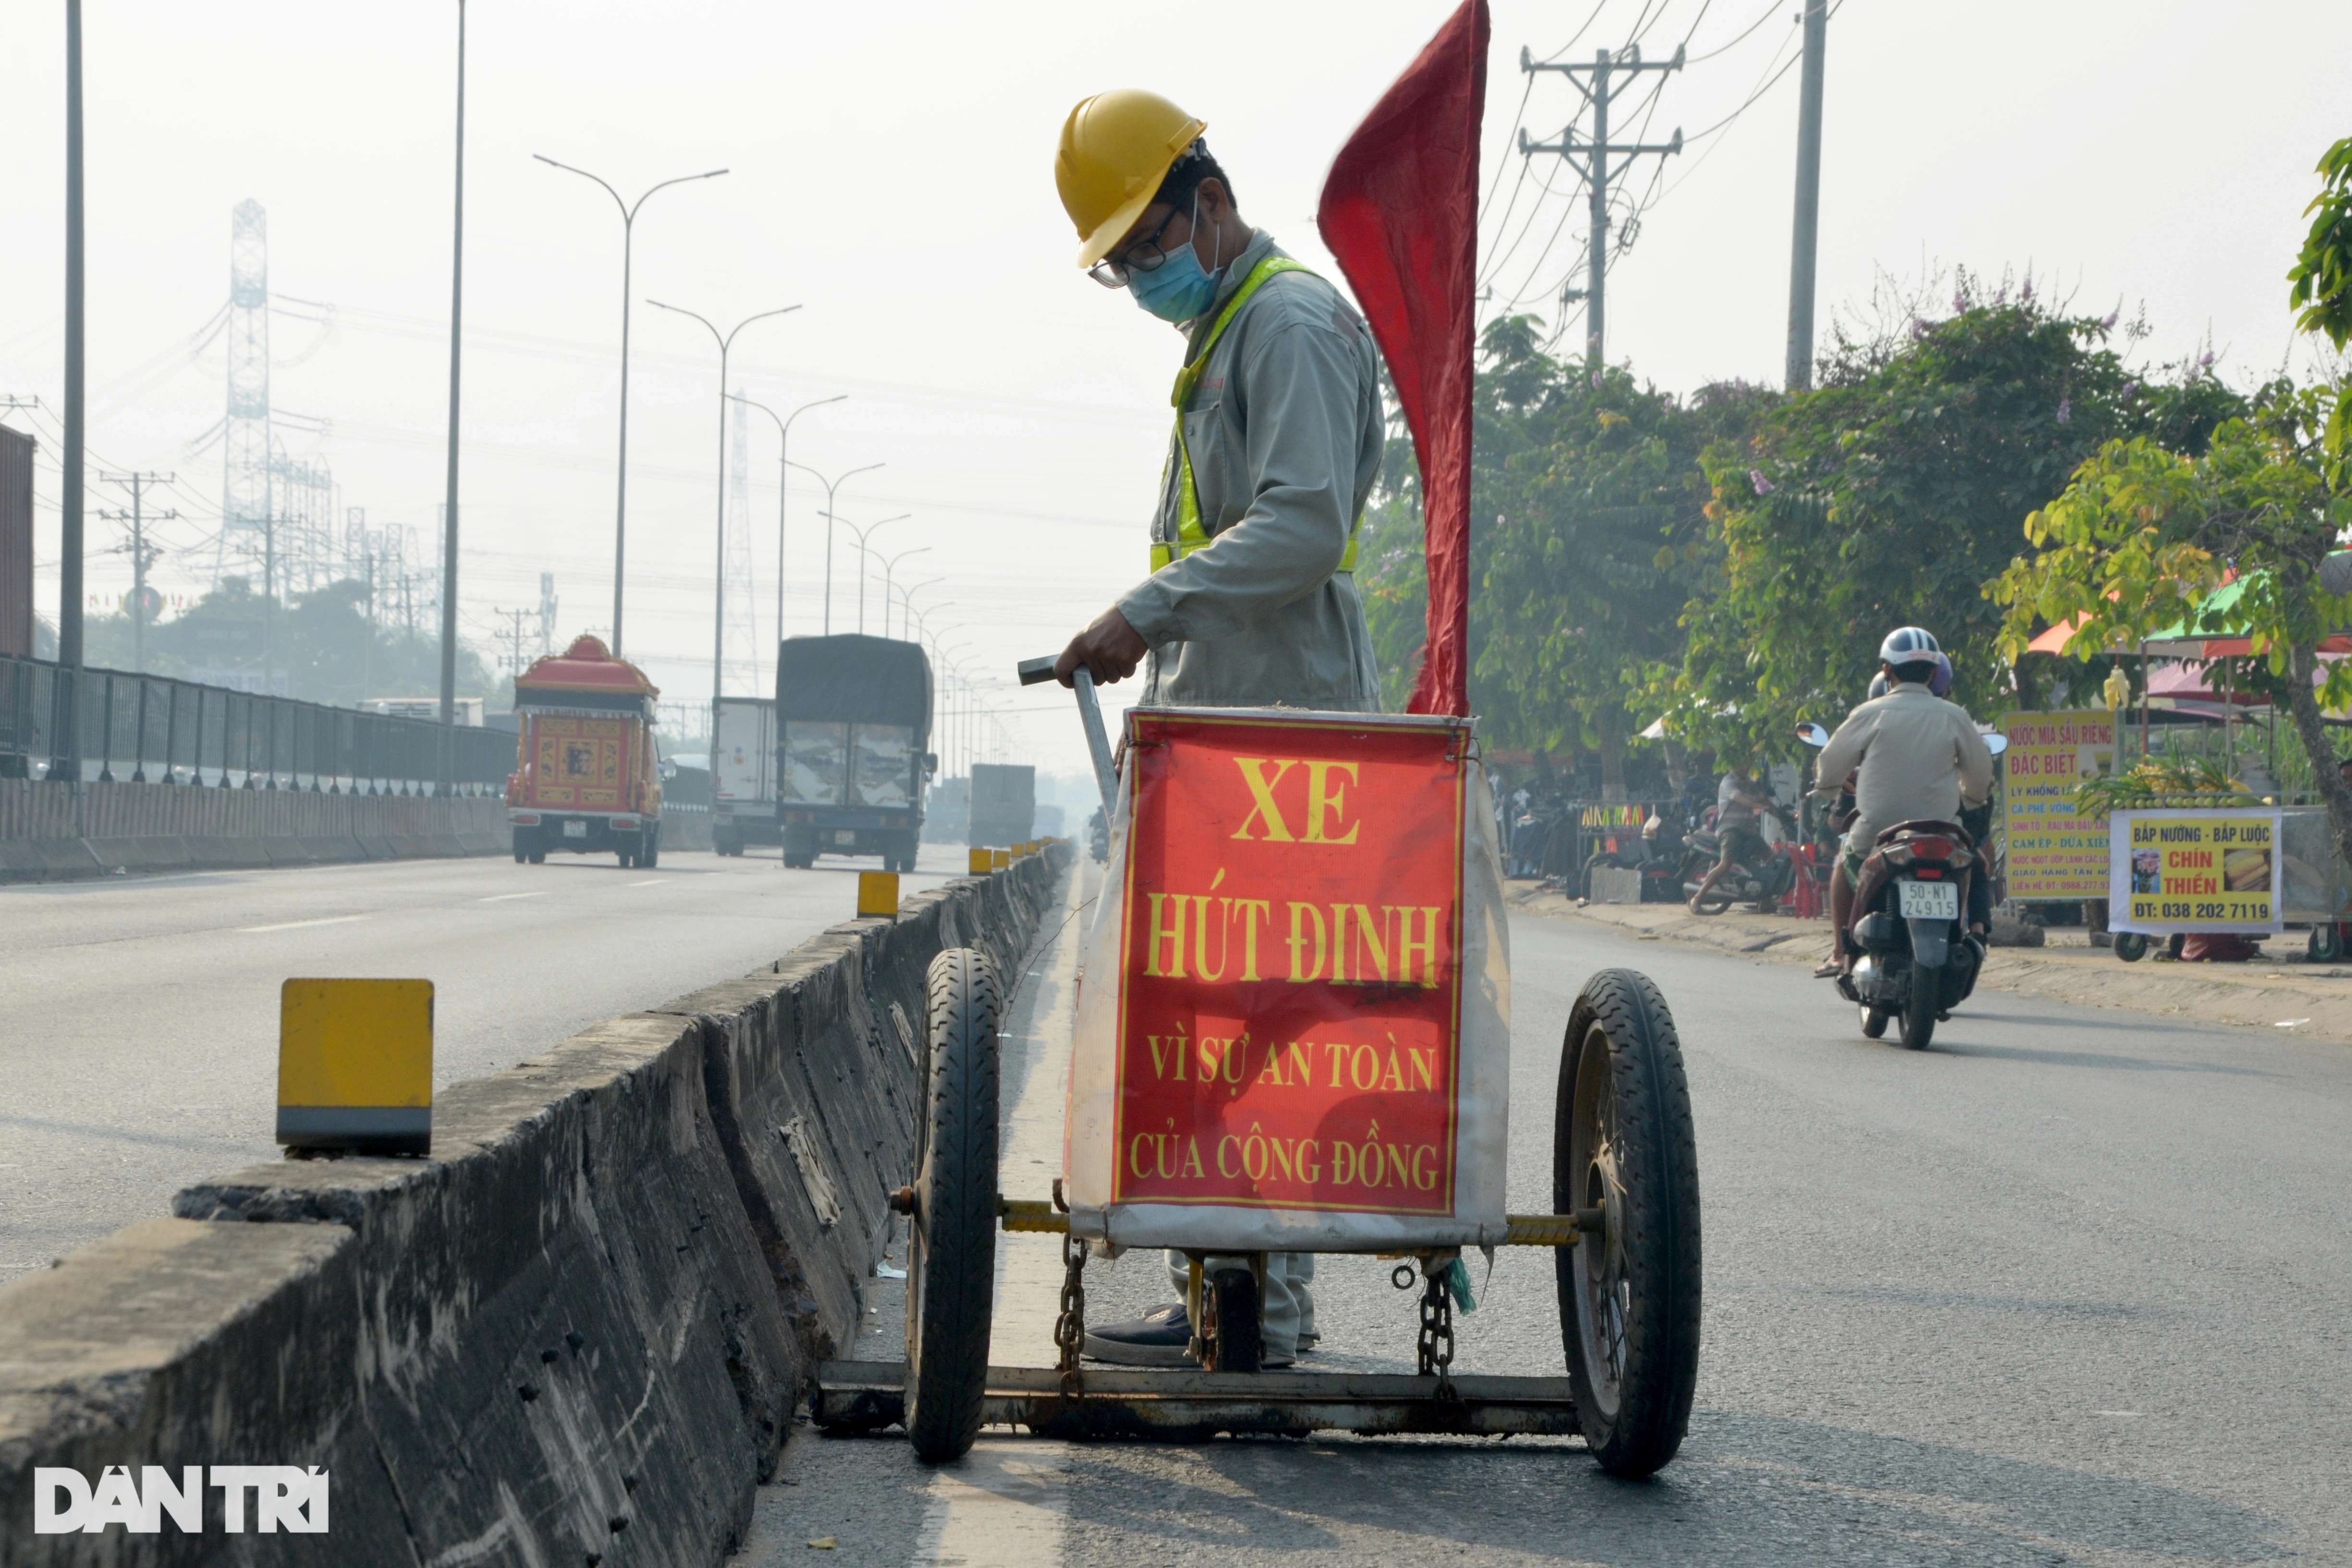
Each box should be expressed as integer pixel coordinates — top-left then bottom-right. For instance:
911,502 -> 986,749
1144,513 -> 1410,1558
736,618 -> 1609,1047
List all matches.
1317,0 -> 1488,718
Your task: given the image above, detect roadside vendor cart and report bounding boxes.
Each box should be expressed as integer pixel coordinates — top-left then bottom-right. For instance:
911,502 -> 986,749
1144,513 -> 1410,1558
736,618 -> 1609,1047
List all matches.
814,671 -> 1704,1479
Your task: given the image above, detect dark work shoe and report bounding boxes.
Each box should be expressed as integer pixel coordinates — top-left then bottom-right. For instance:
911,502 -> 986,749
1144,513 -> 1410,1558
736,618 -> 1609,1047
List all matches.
1084,1302 -> 1193,1366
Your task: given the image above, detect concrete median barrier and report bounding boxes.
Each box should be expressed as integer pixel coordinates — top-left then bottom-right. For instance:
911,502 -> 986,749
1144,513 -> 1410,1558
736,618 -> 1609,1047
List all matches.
0,779 -> 513,883
0,843 -> 1071,1564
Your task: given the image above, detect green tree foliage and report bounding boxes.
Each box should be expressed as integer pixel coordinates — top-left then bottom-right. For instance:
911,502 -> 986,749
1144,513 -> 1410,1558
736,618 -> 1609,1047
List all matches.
79,576 -> 497,707
2289,138 -> 2352,355
1354,318 -> 1769,796
1660,279 -> 2239,758
1994,384 -> 2352,871
1999,142 -> 2352,877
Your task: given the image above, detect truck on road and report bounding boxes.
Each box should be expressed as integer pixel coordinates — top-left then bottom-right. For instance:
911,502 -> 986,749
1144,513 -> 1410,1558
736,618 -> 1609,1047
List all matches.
710,695 -> 779,857
505,634 -> 665,869
776,634 -> 934,871
968,763 -> 1036,849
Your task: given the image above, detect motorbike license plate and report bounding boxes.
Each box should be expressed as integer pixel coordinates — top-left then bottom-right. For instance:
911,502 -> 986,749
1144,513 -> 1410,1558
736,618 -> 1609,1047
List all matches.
833,829 -> 858,845
1897,880 -> 1958,920
563,820 -> 588,839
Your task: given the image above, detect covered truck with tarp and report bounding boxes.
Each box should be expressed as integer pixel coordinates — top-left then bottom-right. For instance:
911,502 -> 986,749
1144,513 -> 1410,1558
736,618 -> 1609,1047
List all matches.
773,634 -> 935,871
504,634 -> 665,868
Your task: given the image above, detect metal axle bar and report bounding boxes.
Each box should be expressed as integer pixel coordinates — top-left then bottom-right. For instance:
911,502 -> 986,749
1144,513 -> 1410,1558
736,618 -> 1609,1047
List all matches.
814,1360 -> 1582,1441
996,1197 -> 1598,1248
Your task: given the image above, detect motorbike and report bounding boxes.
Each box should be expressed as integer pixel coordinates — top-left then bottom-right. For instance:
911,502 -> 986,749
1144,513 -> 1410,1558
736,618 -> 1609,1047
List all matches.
1680,810 -> 1801,914
1797,720 -> 2009,1049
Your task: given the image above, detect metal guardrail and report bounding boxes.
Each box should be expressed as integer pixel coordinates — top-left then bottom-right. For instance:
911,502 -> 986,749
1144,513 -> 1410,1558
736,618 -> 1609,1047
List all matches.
0,655 -> 514,795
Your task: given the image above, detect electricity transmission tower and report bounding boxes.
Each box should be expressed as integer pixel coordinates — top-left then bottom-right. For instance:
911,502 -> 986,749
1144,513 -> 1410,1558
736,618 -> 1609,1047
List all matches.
219,200 -> 271,591
97,470 -> 174,672
1517,44 -> 1685,368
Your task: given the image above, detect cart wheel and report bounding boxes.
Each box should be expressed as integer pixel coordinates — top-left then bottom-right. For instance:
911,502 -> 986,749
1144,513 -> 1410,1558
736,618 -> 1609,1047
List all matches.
2312,924 -> 2344,963
640,830 -> 659,870
1203,1266 -> 1262,1373
2112,932 -> 2148,962
1556,969 -> 1701,1479
1859,1004 -> 1888,1039
904,947 -> 1000,1464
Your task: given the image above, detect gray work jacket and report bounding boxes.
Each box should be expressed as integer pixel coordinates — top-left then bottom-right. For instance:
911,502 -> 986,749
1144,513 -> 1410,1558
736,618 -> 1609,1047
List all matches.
1114,230 -> 1386,712
1816,682 -> 1996,845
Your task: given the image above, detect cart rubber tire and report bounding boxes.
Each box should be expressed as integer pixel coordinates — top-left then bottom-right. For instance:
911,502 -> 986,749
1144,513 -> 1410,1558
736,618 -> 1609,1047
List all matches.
640,830 -> 659,870
1204,1266 -> 1262,1373
2113,932 -> 2148,962
2313,924 -> 2344,963
1859,1004 -> 1888,1039
905,946 -> 1001,1464
1897,965 -> 1937,1050
527,850 -> 545,864
1556,968 -> 1701,1479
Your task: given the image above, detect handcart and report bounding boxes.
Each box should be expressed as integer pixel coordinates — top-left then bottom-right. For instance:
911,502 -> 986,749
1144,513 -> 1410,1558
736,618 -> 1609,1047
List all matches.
813,665 -> 1703,1478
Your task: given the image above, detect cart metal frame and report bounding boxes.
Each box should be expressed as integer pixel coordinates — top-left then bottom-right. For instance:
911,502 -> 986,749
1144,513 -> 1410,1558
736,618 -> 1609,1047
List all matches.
815,668 -> 1703,1476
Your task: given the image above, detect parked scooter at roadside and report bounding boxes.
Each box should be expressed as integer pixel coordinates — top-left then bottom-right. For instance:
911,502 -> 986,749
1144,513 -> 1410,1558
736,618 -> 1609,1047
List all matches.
1680,807 -> 1801,915
1798,721 -> 2009,1049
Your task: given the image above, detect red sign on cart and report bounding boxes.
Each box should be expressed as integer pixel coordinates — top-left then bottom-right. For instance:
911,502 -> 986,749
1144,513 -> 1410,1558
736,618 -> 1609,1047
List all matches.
1112,712 -> 1468,1215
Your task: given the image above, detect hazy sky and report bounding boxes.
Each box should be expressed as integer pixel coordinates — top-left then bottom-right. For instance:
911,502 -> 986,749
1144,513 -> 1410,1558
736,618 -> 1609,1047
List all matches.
3,1 -> 2347,774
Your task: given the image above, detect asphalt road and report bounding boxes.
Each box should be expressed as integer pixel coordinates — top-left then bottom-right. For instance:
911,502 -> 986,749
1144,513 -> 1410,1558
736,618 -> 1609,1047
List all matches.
739,887 -> 2352,1567
0,844 -> 970,1278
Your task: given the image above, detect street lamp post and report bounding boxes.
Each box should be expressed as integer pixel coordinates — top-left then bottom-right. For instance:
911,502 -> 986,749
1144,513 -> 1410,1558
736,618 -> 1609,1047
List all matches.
533,155 -> 726,658
735,393 -> 845,680
892,576 -> 945,644
868,546 -> 931,639
783,461 -> 884,635
645,300 -> 800,719
838,514 -> 909,635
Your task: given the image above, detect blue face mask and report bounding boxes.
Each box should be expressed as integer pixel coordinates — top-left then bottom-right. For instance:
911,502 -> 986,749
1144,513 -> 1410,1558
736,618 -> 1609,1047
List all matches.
1127,198 -> 1223,322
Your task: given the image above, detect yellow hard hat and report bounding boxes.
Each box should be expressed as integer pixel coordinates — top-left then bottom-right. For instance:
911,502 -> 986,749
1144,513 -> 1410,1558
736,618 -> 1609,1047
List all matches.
1055,90 -> 1208,268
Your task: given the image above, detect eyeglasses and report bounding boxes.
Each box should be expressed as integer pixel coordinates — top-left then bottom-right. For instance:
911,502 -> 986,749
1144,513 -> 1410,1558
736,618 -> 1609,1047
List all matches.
1088,203 -> 1189,289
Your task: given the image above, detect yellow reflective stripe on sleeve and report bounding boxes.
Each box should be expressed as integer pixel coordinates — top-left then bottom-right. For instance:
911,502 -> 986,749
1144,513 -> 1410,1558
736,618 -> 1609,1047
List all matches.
1153,256 -> 1362,575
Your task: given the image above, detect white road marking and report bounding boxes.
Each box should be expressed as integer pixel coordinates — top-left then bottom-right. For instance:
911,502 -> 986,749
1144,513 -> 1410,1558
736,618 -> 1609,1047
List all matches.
238,915 -> 368,933
628,878 -> 669,887
477,891 -> 547,903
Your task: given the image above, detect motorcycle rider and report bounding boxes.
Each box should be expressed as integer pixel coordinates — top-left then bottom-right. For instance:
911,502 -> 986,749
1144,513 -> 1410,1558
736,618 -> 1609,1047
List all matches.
1812,628 -> 1996,978
1689,759 -> 1781,912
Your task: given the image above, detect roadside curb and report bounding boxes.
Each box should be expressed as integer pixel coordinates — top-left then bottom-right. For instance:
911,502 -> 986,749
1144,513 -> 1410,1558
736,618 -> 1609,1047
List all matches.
1517,886 -> 2352,1045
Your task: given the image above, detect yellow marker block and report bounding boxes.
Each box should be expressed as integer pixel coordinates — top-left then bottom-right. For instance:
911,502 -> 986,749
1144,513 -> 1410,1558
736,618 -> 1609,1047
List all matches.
277,979 -> 433,1155
991,848 -> 1011,870
857,870 -> 900,919
968,847 -> 994,875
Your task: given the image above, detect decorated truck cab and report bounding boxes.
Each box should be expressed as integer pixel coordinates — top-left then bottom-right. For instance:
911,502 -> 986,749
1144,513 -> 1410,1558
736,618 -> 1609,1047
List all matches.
504,634 -> 665,869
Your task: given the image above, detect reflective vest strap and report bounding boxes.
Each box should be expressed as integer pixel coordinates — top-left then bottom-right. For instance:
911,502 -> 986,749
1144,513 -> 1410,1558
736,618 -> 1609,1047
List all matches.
1154,256 -> 1362,576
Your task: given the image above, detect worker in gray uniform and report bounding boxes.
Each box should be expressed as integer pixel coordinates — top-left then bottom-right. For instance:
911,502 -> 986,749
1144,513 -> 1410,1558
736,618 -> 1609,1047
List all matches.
1051,89 -> 1384,1369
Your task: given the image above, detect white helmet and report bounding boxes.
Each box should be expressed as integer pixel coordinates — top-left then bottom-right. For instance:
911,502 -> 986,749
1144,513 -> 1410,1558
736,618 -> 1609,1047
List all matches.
1878,625 -> 1941,665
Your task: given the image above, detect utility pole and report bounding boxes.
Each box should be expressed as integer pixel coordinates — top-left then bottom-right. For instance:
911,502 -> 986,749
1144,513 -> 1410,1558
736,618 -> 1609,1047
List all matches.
438,0 -> 466,793
58,0 -> 86,784
98,472 -> 175,672
1518,44 -> 1684,369
1784,0 -> 1829,391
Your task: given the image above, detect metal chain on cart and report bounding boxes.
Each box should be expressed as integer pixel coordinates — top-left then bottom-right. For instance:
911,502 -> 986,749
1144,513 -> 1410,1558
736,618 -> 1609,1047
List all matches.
1417,1266 -> 1458,1401
1052,1230 -> 1089,1396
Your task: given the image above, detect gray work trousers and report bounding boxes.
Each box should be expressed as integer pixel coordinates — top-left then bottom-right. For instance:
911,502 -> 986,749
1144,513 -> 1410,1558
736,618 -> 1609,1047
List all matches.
1165,1251 -> 1316,1359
